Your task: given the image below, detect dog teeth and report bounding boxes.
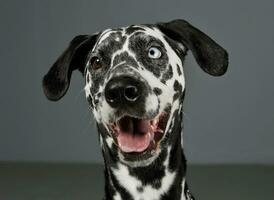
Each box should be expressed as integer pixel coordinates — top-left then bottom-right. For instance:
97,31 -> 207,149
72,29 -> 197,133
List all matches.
152,117 -> 159,126
150,132 -> 154,142
156,128 -> 164,133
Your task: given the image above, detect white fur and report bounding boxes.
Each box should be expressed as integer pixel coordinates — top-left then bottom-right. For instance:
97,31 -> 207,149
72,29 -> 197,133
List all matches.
113,192 -> 122,200
106,136 -> 114,148
181,178 -> 186,200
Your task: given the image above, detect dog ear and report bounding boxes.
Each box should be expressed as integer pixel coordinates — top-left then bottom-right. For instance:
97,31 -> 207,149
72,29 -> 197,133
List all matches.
42,34 -> 98,101
157,19 -> 228,76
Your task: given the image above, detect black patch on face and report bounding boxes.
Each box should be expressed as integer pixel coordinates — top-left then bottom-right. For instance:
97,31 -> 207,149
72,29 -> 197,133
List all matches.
177,64 -> 182,76
173,80 -> 182,92
153,87 -> 162,95
125,25 -> 146,35
94,31 -> 127,65
161,64 -> 173,82
128,33 -> 169,78
173,80 -> 183,102
112,52 -> 139,69
173,93 -> 180,101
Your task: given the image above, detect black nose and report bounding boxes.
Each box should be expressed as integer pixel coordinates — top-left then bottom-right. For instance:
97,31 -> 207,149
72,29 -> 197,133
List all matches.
105,76 -> 142,108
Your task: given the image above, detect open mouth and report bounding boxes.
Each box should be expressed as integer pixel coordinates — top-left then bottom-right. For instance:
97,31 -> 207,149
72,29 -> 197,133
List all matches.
110,112 -> 169,155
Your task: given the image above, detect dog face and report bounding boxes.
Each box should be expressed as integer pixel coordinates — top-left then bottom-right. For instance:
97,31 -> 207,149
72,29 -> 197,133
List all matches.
43,19 -> 228,167
84,25 -> 186,166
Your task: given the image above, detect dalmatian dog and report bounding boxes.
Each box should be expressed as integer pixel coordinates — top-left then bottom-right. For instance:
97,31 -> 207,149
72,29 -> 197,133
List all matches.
43,19 -> 228,200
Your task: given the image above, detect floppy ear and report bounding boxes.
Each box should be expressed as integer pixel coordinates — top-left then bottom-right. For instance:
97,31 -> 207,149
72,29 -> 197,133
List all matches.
42,34 -> 98,101
157,19 -> 228,76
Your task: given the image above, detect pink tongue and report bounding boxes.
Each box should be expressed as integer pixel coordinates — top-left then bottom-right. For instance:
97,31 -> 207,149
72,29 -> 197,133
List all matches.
117,131 -> 152,153
116,118 -> 152,153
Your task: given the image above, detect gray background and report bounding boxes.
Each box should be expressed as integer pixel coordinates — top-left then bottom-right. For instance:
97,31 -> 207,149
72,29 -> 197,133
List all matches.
0,0 -> 273,164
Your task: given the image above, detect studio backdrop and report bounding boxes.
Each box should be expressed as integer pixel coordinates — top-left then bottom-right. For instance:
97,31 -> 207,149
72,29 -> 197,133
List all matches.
0,0 -> 273,164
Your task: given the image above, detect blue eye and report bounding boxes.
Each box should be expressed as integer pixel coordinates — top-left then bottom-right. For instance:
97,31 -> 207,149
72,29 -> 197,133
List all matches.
148,47 -> 162,59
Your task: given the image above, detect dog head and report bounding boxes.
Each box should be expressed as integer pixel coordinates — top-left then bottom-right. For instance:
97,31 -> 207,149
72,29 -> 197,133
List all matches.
43,19 -> 228,167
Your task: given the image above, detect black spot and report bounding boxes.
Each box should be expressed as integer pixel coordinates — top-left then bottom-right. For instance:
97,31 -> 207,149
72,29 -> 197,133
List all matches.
125,25 -> 145,35
181,89 -> 186,102
173,93 -> 180,101
177,64 -> 182,76
173,81 -> 184,102
153,87 -> 162,95
94,99 -> 99,105
86,73 -> 90,83
173,80 -> 182,92
136,186 -> 144,193
164,103 -> 172,113
161,64 -> 173,82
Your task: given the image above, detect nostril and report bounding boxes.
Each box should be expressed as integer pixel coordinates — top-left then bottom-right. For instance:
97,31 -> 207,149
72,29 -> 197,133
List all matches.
105,88 -> 120,104
124,85 -> 139,102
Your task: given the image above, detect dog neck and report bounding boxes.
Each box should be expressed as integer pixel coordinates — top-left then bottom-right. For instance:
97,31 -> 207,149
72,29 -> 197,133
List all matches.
98,110 -> 192,200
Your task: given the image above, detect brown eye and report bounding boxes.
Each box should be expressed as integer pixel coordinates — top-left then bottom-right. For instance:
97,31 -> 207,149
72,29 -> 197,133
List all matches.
90,56 -> 102,70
